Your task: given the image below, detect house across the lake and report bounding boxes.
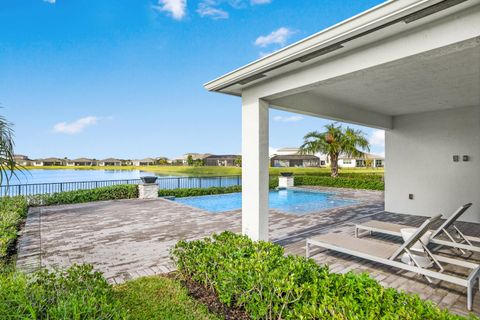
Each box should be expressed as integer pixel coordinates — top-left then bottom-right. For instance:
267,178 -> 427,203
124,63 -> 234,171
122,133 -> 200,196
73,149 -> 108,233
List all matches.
270,154 -> 320,168
204,154 -> 241,166
131,158 -> 156,166
172,153 -> 212,165
66,158 -> 96,166
98,158 -> 122,166
13,154 -> 32,166
338,153 -> 385,168
270,147 -> 327,167
33,157 -> 66,166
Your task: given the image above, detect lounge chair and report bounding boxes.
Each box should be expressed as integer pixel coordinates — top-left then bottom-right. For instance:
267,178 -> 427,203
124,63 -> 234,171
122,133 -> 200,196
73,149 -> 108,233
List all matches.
355,203 -> 479,254
306,215 -> 480,310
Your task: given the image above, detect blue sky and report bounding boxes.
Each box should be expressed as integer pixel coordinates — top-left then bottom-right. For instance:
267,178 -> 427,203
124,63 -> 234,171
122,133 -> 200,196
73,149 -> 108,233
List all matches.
0,0 -> 385,159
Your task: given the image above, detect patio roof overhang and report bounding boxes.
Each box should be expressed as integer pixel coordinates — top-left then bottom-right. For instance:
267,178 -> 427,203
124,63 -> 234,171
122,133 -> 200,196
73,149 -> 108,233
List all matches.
204,0 -> 480,241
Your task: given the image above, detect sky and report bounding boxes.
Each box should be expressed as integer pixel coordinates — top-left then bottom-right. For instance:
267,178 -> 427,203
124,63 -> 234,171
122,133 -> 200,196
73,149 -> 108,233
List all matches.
0,0 -> 386,160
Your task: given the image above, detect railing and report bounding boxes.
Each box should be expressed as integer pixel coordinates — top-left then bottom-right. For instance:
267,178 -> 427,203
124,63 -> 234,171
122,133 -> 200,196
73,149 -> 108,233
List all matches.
0,175 -> 243,197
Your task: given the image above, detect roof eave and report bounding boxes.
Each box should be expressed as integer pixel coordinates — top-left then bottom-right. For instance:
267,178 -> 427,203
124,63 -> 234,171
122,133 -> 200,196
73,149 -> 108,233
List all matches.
203,0 -> 454,94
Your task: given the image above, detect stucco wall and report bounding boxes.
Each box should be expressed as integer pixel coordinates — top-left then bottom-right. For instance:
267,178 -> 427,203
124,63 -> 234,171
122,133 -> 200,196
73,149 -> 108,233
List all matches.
385,106 -> 480,222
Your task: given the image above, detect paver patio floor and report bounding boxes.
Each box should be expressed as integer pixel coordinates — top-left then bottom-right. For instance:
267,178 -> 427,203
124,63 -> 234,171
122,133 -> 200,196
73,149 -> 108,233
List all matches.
16,187 -> 480,316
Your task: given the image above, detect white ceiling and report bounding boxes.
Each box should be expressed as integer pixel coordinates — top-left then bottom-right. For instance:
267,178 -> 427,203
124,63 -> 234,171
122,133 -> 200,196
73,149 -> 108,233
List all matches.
291,37 -> 480,116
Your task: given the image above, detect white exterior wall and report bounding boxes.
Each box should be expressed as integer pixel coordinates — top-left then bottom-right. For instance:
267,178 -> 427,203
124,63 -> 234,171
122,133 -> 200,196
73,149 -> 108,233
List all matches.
385,106 -> 480,222
338,159 -> 357,168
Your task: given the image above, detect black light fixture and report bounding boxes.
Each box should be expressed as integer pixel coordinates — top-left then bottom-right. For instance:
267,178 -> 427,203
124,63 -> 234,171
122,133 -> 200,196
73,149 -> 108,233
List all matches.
453,155 -> 460,162
463,155 -> 469,162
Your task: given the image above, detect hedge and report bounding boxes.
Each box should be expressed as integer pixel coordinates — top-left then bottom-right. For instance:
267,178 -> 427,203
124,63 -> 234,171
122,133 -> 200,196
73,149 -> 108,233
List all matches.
294,175 -> 384,190
28,184 -> 139,206
172,232 -> 466,320
158,185 -> 242,198
0,197 -> 28,262
0,264 -> 127,319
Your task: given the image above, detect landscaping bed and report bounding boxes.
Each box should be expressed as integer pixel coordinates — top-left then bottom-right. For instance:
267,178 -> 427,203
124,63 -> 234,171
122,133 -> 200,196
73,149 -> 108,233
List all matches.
172,231 -> 469,320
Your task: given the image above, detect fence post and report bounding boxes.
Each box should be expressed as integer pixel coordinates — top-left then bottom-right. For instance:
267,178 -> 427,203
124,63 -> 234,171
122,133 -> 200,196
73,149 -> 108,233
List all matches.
199,178 -> 202,188
237,175 -> 240,186
219,177 -> 222,187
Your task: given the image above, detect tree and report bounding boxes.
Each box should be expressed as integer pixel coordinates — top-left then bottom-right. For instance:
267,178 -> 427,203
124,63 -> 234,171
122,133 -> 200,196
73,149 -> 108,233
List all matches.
299,123 -> 370,177
0,114 -> 18,186
234,157 -> 242,167
187,155 -> 194,166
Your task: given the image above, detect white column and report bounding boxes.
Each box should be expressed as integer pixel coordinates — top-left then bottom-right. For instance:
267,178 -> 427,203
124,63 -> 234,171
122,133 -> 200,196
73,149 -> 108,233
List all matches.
242,96 -> 269,241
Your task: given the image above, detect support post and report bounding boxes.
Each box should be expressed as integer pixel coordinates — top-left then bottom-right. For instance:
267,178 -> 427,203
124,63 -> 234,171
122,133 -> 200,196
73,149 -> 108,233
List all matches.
242,97 -> 269,241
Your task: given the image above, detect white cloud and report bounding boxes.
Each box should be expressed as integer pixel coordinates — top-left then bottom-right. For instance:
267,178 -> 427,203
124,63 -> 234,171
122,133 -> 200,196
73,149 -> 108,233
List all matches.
53,116 -> 99,135
251,0 -> 271,4
255,27 -> 295,48
43,0 -> 56,3
369,129 -> 385,147
153,0 -> 187,20
197,0 -> 229,19
273,115 -> 303,122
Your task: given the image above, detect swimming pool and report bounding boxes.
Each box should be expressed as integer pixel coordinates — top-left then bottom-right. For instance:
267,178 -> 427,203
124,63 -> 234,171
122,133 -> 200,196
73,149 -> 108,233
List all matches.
172,189 -> 358,215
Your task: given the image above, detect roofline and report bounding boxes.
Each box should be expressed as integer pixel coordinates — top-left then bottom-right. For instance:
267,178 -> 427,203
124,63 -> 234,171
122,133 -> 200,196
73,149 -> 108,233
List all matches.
204,0 -> 464,94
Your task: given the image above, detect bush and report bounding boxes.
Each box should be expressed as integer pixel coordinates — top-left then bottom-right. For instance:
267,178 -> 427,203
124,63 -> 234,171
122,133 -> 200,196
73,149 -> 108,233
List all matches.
28,184 -> 139,206
294,175 -> 384,190
0,264 -> 127,319
171,232 -> 465,320
0,197 -> 28,262
158,185 -> 241,198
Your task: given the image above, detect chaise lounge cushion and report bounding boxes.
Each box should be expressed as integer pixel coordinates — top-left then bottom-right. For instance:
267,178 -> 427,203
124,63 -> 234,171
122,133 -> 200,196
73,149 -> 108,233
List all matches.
309,233 -> 399,259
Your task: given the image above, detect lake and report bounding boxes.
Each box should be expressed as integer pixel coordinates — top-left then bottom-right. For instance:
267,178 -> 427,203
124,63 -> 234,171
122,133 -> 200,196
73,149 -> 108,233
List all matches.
2,169 -> 242,196
9,169 -> 157,185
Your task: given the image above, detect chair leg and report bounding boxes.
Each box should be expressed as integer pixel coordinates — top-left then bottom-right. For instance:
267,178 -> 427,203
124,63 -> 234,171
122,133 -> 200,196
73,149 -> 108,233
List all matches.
467,284 -> 472,311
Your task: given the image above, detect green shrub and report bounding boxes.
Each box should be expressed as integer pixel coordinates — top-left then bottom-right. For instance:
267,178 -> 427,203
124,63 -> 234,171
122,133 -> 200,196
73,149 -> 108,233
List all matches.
171,232 -> 465,320
0,197 -> 28,262
0,264 -> 127,319
294,175 -> 384,190
158,185 -> 242,198
29,184 -> 139,206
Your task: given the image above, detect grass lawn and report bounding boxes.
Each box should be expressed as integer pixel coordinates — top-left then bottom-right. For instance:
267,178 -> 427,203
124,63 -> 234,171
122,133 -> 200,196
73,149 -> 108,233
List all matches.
114,275 -> 221,320
22,165 -> 383,176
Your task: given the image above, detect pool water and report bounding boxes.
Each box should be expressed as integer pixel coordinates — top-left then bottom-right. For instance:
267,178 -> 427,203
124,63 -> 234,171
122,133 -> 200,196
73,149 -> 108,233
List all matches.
173,189 -> 358,215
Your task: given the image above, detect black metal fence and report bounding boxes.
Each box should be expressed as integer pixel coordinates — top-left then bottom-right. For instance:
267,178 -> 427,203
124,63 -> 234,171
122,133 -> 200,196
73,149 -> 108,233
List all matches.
0,175 -> 243,197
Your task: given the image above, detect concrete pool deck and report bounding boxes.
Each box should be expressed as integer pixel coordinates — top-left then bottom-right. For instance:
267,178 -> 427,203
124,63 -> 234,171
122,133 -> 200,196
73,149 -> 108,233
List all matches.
15,186 -> 480,315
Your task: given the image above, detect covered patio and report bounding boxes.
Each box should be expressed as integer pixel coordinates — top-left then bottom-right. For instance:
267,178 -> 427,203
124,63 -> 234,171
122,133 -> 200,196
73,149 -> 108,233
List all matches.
203,0 -> 480,314
204,0 -> 480,241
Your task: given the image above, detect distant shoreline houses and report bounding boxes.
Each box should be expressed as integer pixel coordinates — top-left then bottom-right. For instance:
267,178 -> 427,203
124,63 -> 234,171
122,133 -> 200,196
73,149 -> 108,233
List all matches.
269,147 -> 384,168
14,149 -> 384,168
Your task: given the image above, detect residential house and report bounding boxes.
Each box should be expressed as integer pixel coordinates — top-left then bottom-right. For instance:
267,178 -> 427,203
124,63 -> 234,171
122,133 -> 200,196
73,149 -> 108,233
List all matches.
338,153 -> 385,168
270,154 -> 320,167
98,158 -> 122,166
132,158 -> 156,166
33,157 -> 66,166
66,158 -> 96,166
172,153 -> 212,165
13,154 -> 32,166
204,155 -> 241,166
271,147 -> 328,167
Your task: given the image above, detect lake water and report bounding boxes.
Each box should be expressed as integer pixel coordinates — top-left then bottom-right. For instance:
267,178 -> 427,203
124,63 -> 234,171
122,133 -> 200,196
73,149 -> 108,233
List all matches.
2,169 -> 242,196
9,169 -> 157,185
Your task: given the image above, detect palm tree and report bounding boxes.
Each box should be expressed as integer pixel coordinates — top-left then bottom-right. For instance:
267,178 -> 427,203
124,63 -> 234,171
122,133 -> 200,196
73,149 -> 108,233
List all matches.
299,123 -> 370,177
0,114 -> 17,186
